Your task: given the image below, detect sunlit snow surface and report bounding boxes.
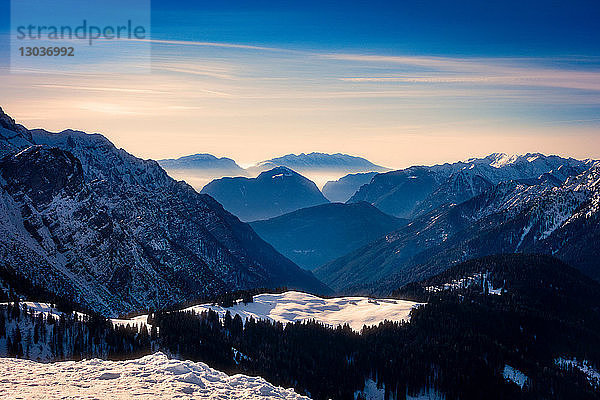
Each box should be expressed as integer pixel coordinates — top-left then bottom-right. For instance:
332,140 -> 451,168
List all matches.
0,352 -> 308,400
186,291 -> 422,331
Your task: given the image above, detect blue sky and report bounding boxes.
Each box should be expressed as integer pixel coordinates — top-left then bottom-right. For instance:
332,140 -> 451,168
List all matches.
0,1 -> 599,167
148,0 -> 600,56
3,0 -> 599,58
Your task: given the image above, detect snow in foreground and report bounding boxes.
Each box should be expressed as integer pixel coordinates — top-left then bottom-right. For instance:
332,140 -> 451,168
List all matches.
187,291 -> 422,331
0,352 -> 309,400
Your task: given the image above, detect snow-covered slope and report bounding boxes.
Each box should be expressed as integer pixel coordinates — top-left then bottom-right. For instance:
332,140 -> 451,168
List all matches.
184,291 -> 421,331
0,108 -> 33,157
0,352 -> 309,400
348,152 -> 590,218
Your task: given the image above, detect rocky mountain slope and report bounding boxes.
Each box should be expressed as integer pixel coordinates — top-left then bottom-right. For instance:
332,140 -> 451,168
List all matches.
201,167 -> 329,222
0,107 -> 328,315
316,163 -> 600,293
250,202 -> 406,270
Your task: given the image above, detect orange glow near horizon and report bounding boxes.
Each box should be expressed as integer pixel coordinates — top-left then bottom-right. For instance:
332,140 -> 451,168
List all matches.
1,42 -> 599,169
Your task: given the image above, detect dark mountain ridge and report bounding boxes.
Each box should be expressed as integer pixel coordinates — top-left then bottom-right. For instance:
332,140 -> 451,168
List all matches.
250,202 -> 407,270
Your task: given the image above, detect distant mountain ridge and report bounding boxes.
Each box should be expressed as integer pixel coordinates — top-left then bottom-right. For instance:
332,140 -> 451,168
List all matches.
157,151 -> 387,191
157,154 -> 247,191
0,107 -> 329,315
201,166 -> 330,222
158,153 -> 246,174
247,152 -> 389,175
250,202 -> 406,270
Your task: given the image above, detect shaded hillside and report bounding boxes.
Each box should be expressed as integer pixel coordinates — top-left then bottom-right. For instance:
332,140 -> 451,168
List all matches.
201,166 -> 329,222
322,172 -> 378,202
250,202 -> 406,270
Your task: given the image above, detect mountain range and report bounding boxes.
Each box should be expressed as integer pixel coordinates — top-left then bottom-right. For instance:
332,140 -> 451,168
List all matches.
315,161 -> 600,293
348,153 -> 589,218
201,167 -> 330,222
158,152 -> 387,192
250,202 -> 406,270
0,107 -> 328,315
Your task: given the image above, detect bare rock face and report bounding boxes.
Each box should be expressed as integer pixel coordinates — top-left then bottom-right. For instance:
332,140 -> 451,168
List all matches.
0,107 -> 34,157
0,146 -> 84,205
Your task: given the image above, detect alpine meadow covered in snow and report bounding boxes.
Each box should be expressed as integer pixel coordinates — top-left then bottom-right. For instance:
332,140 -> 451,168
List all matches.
1,0 -> 600,399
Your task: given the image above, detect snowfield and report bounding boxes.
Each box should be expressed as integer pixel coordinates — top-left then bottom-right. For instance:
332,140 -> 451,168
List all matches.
186,291 -> 422,331
3,291 -> 423,334
0,352 -> 309,400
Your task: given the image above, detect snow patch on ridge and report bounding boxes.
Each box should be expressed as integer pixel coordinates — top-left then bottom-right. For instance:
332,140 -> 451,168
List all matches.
425,272 -> 504,296
185,291 -> 422,331
503,365 -> 529,389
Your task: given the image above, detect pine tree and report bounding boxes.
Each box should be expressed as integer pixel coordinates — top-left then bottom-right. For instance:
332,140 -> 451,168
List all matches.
0,310 -> 5,338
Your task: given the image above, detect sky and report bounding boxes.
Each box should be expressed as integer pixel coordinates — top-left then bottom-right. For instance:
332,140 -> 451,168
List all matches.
0,0 -> 599,169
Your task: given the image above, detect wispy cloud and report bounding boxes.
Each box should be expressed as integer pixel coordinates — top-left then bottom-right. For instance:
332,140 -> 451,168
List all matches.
134,38 -> 293,53
33,84 -> 168,94
2,38 -> 599,165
